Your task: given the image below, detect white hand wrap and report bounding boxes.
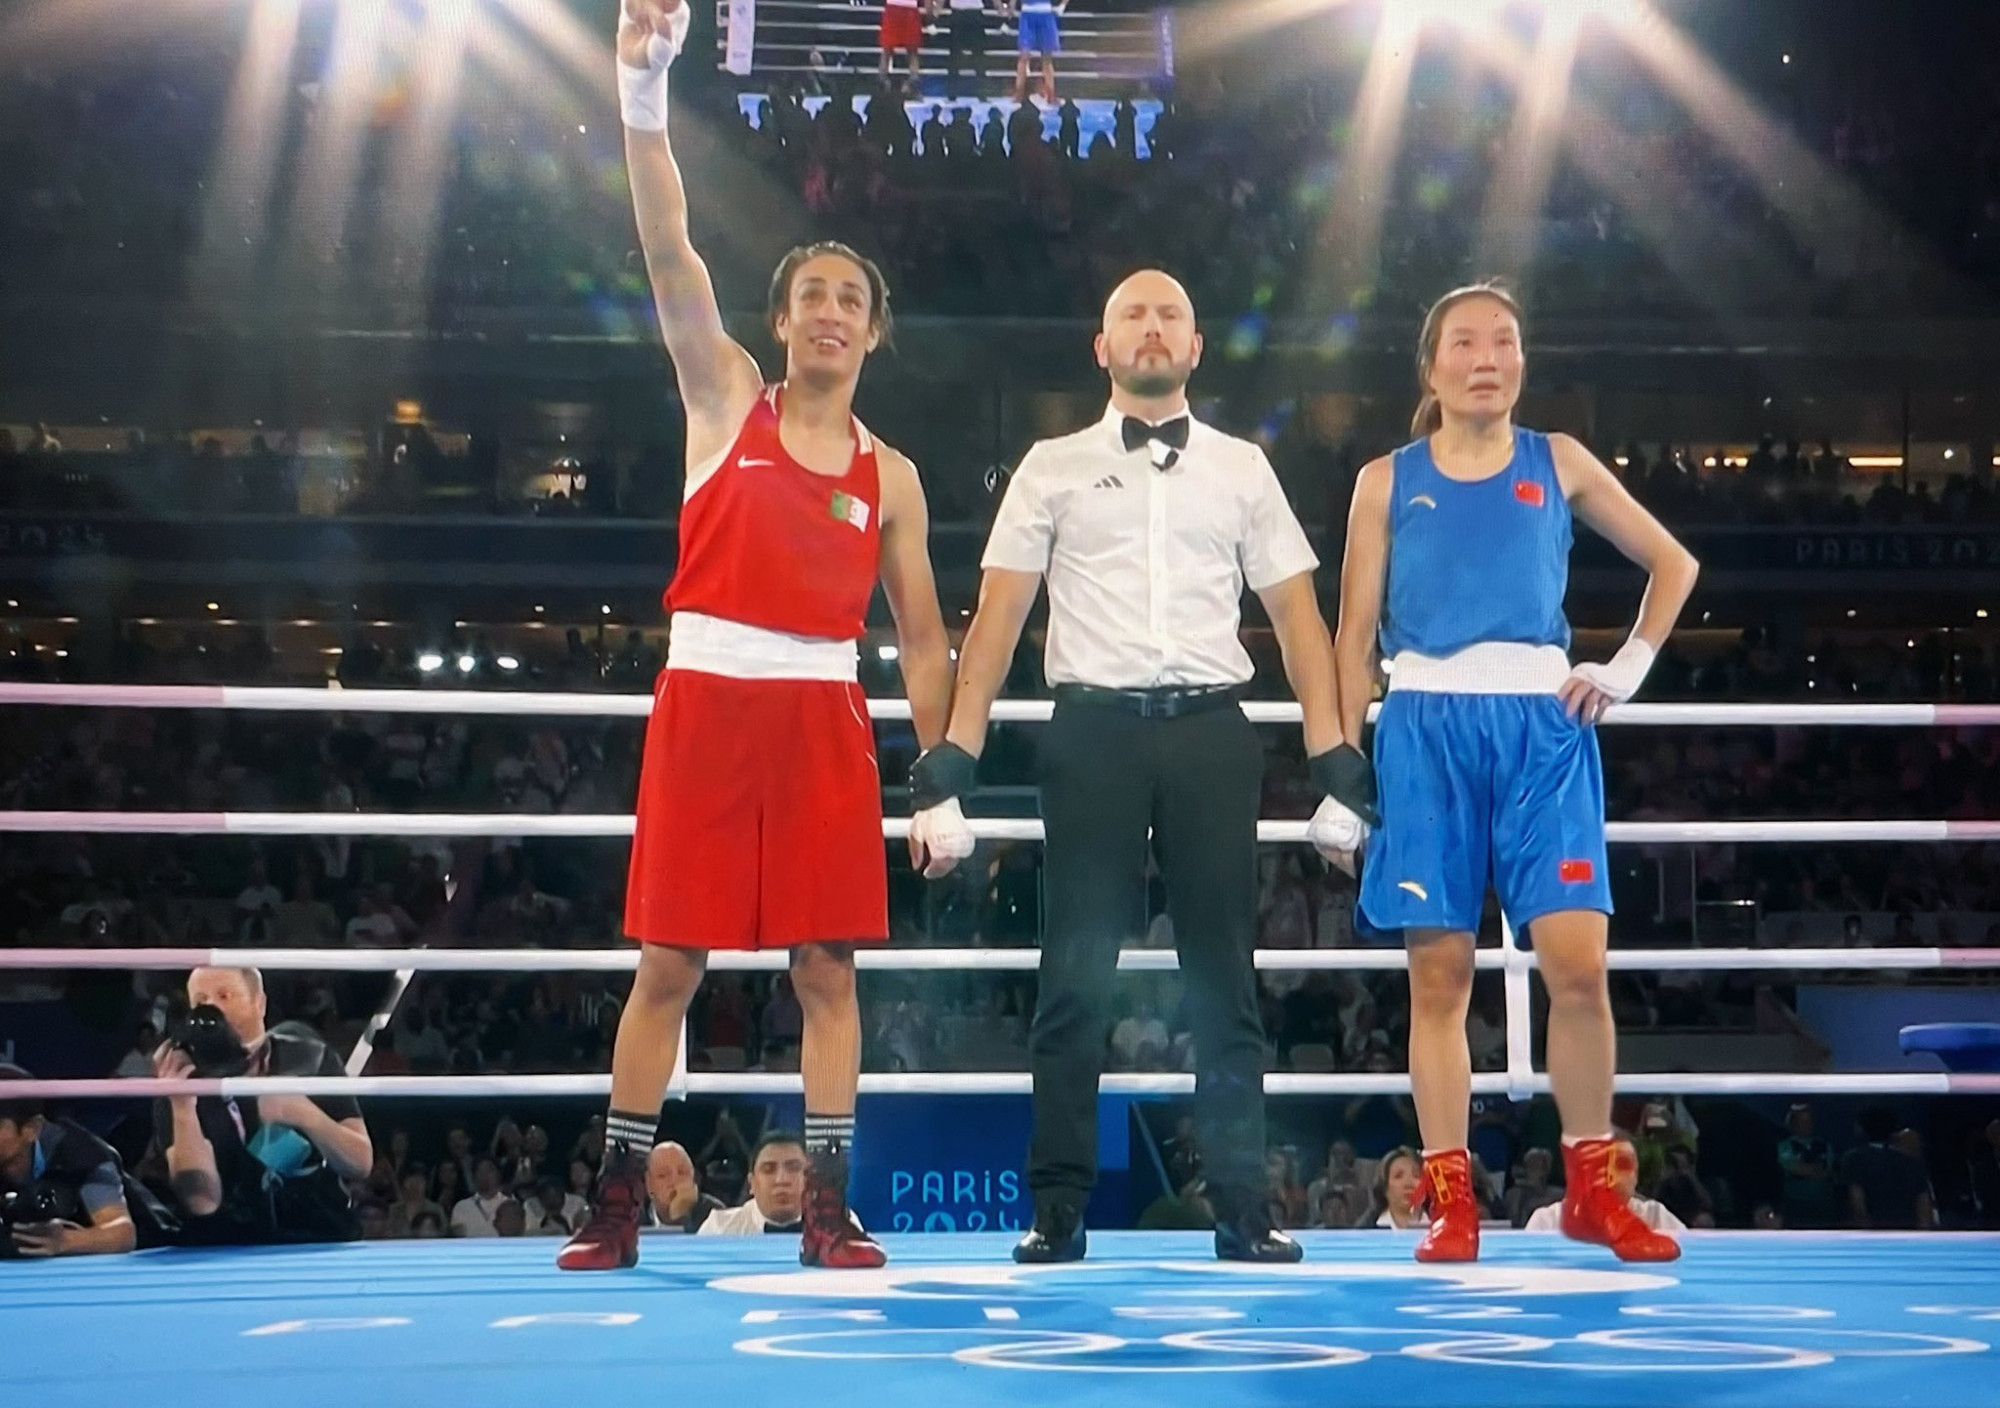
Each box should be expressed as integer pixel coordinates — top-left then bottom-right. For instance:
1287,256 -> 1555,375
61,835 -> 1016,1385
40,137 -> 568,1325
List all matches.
1306,794 -> 1369,860
616,3 -> 692,132
1565,636 -> 1656,706
909,797 -> 977,866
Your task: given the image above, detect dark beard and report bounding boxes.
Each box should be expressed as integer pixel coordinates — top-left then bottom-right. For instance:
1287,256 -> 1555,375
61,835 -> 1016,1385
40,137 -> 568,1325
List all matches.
1112,362 -> 1189,398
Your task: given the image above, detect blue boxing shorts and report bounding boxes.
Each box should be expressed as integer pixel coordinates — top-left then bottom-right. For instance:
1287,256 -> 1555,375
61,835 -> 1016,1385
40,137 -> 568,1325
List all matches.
1017,8 -> 1060,53
1357,690 -> 1612,941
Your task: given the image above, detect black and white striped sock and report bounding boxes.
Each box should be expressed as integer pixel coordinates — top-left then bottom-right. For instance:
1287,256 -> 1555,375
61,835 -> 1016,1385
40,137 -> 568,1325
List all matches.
605,1108 -> 657,1162
805,1112 -> 856,1162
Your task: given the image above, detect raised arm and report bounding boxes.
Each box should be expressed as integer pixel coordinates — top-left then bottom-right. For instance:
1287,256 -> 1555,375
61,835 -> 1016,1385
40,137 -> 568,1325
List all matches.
618,0 -> 764,463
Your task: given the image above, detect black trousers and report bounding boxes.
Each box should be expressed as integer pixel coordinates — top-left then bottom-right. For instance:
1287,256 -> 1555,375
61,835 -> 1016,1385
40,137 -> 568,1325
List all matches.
946,10 -> 987,89
1027,696 -> 1269,1214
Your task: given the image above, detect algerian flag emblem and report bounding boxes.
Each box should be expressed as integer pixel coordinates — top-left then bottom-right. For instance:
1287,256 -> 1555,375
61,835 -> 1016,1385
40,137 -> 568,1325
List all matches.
830,491 -> 870,531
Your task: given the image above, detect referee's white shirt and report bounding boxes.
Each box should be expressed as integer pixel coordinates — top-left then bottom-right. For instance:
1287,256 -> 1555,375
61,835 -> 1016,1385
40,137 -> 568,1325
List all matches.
981,406 -> 1318,689
695,1200 -> 798,1236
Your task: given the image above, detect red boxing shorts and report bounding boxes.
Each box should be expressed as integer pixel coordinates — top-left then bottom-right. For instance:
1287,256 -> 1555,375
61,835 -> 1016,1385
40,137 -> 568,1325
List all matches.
880,4 -> 923,52
625,669 -> 889,949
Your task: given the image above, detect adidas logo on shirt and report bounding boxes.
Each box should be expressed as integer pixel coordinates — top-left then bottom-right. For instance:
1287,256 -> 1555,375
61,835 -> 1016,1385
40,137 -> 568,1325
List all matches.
1092,475 -> 1125,490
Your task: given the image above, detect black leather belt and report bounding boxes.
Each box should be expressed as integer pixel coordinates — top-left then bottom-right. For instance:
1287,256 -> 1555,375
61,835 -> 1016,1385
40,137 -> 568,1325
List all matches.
1053,682 -> 1244,720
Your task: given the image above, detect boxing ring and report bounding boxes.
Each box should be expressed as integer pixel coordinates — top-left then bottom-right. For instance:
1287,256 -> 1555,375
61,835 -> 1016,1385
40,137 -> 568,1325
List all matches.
3,682 -> 1999,1406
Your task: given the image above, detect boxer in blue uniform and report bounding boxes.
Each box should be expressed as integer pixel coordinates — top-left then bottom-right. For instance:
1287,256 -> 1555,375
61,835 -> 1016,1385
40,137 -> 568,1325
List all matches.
1324,282 -> 1700,1263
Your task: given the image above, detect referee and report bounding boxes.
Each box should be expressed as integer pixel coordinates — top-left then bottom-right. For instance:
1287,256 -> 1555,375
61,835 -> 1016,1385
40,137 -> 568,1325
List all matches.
911,269 -> 1363,1264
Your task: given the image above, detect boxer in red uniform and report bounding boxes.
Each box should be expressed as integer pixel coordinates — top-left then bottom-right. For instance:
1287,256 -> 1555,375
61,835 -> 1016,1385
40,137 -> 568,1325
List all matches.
560,0 -> 971,1273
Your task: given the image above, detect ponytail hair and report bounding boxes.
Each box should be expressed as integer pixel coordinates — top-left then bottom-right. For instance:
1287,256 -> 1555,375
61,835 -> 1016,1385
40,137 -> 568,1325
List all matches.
1410,280 -> 1525,438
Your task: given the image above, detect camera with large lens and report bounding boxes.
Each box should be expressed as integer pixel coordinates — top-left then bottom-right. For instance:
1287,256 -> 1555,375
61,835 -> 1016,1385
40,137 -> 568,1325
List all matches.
0,1184 -> 66,1259
171,1003 -> 251,1078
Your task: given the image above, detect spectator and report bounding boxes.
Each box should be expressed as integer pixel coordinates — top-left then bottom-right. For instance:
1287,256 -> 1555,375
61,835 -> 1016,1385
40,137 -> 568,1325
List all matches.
409,1209 -> 446,1238
697,1131 -> 815,1236
1777,1102 -> 1841,1229
1110,995 -> 1170,1071
523,1174 -> 588,1236
1891,1128 -> 1940,1229
386,1166 -> 444,1237
0,1065 -> 140,1257
1363,1147 -> 1426,1230
1653,1145 -> 1718,1229
493,1199 -> 528,1237
440,1124 -> 478,1193
271,870 -> 338,947
233,854 -> 281,924
1505,1147 -> 1563,1228
1527,1141 -> 1685,1234
645,1141 -> 725,1233
1970,1120 -> 2000,1229
398,1010 -> 450,1072
149,967 -> 370,1244
1841,1107 -> 1933,1230
112,1023 -> 159,1078
1305,1139 -> 1368,1230
1263,1148 -> 1309,1230
450,1156 -> 513,1237
1138,1171 -> 1215,1230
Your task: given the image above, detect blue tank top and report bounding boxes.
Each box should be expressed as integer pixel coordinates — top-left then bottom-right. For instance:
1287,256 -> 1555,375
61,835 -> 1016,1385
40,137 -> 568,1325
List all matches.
1378,427 -> 1572,659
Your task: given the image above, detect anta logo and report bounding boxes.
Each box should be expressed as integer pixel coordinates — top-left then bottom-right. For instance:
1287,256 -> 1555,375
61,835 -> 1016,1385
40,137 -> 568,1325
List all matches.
1559,860 -> 1594,884
1407,494 -> 1437,510
1514,480 -> 1546,509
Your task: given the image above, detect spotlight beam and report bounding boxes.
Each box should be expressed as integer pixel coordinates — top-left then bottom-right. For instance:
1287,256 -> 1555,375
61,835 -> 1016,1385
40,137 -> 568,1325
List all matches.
285,0 -> 391,286
186,0 -> 304,308
1475,7 -> 1581,282
1604,6 -> 1966,306
1300,3 -> 1427,319
379,0 -> 474,323
1455,21 -> 1812,335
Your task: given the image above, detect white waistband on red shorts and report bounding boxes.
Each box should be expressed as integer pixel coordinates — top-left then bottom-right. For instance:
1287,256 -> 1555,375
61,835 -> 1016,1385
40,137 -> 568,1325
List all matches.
1385,641 -> 1572,695
665,612 -> 859,682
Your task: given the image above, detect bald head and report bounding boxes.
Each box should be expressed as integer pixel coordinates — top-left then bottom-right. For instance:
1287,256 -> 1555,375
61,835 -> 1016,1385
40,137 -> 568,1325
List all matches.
1096,268 -> 1201,401
1102,269 -> 1194,329
647,1141 -> 697,1220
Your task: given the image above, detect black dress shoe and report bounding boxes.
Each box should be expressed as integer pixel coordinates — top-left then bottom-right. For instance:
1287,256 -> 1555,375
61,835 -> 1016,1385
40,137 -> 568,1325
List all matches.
1012,1207 -> 1087,1264
1214,1219 -> 1304,1264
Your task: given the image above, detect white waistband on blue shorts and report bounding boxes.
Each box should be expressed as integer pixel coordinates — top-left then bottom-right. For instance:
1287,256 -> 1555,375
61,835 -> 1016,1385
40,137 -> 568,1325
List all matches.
1385,641 -> 1572,695
665,612 -> 858,682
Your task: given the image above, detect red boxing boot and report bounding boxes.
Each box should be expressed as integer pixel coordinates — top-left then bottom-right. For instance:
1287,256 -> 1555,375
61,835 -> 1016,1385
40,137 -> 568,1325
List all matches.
1413,1147 -> 1481,1263
1560,1137 -> 1682,1263
556,1146 -> 644,1271
800,1153 -> 887,1270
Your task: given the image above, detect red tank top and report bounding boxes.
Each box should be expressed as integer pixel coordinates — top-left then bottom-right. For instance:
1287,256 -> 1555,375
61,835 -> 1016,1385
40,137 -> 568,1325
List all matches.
665,387 -> 882,642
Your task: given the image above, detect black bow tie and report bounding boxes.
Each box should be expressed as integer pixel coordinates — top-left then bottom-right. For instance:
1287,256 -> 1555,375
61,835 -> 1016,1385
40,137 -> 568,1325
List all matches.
1122,415 -> 1190,455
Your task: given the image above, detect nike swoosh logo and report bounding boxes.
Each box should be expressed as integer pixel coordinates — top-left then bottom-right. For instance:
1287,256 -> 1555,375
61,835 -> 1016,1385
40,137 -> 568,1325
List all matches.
1398,881 -> 1429,902
739,457 -> 776,469
1408,495 -> 1436,510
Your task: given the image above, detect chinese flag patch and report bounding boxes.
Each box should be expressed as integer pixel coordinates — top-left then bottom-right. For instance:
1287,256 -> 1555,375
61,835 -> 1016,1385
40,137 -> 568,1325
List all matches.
1559,859 -> 1595,884
1514,479 -> 1546,508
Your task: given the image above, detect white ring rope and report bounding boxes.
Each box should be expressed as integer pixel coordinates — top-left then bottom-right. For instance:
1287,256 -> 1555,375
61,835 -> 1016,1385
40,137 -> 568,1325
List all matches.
7,680 -> 1996,1104
2,944 -> 1993,974
2,681 -> 1998,728
3,811 -> 1998,843
7,1072 -> 1997,1101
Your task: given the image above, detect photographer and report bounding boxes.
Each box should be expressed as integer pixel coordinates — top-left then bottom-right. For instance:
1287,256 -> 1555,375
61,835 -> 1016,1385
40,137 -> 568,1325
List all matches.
0,1065 -> 138,1257
151,966 -> 372,1243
